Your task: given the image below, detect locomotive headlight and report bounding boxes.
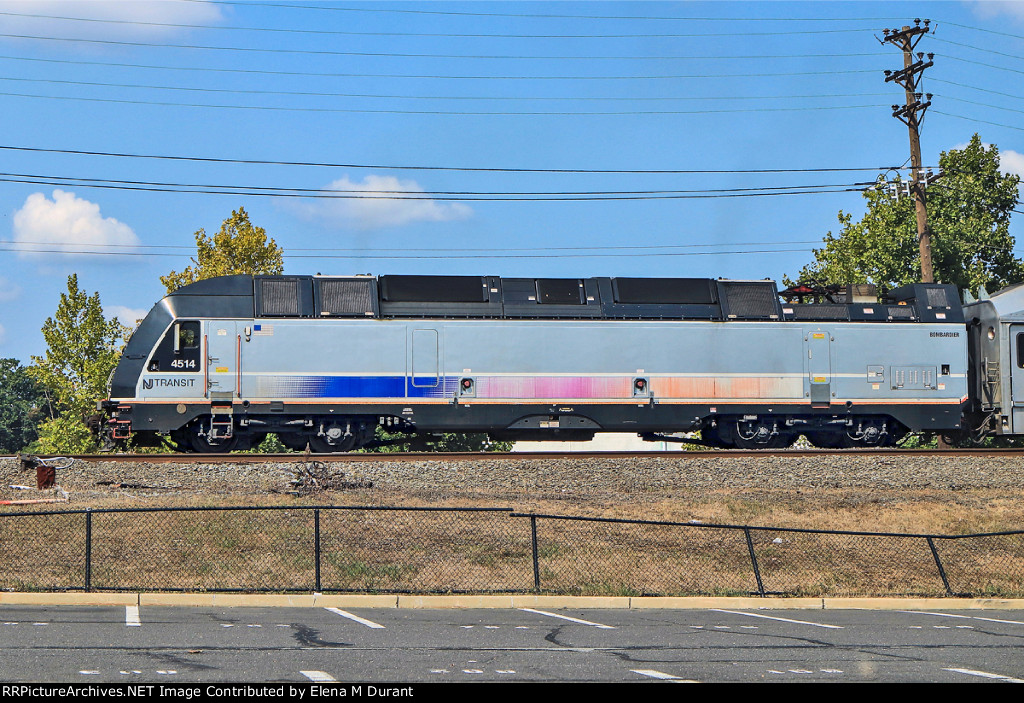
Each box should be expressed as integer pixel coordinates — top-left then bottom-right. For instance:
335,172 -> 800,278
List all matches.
988,327 -> 996,340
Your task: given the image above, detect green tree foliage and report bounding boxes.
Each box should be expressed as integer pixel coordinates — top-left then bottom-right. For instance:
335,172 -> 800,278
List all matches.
28,275 -> 127,453
160,207 -> 284,293
0,358 -> 49,453
792,135 -> 1022,296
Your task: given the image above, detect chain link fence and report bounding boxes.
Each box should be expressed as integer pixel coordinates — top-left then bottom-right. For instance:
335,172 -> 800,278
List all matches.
1,506 -> 1022,596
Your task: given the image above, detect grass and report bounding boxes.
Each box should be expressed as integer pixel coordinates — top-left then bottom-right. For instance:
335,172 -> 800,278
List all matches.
2,460 -> 1024,596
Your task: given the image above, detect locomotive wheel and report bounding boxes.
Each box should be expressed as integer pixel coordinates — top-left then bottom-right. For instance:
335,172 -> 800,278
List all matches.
188,427 -> 240,453
731,418 -> 794,449
308,434 -> 357,453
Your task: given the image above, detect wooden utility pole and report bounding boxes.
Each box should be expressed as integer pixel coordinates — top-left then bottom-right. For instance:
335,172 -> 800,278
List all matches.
882,19 -> 935,282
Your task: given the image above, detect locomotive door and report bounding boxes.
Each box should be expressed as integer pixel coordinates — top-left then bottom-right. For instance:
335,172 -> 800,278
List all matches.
411,329 -> 439,389
805,330 -> 832,406
204,321 -> 241,399
1009,325 -> 1024,432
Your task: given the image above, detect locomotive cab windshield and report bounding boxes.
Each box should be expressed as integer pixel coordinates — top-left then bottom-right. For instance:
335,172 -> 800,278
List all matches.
147,321 -> 201,372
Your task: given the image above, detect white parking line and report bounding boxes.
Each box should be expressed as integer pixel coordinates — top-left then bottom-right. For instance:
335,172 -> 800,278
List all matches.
125,605 -> 141,627
325,607 -> 385,629
900,610 -> 1024,626
944,668 -> 1024,683
302,671 -> 338,682
519,608 -> 615,629
632,669 -> 698,683
710,609 -> 843,630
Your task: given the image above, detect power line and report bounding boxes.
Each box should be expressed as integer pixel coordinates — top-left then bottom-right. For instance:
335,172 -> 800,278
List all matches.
188,1 -> 906,23
933,110 -> 1024,132
929,77 -> 1024,102
0,75 -> 892,103
0,11 -> 883,38
0,174 -> 868,201
0,238 -> 824,253
940,54 -> 1024,77
938,21 -> 1024,42
938,95 -> 1024,117
0,244 -> 816,260
0,144 -> 913,175
0,170 -> 873,198
0,75 -> 889,104
931,36 -> 1024,62
0,89 -> 888,116
0,31 -> 887,61
0,54 -> 882,81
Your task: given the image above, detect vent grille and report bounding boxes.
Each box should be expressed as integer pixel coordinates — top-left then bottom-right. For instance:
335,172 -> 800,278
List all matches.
926,287 -> 949,308
259,279 -> 300,316
887,305 -> 916,319
721,282 -> 780,318
319,279 -> 374,316
789,304 -> 849,320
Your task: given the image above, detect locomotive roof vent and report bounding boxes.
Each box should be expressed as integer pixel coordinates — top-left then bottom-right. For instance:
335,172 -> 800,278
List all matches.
718,280 -> 782,320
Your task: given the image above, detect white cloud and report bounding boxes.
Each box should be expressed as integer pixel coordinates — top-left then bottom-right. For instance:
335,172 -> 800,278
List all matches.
949,141 -> 1024,179
13,189 -> 140,257
106,305 -> 149,326
290,174 -> 473,230
968,1 -> 1024,22
0,1 -> 224,39
1000,149 -> 1024,178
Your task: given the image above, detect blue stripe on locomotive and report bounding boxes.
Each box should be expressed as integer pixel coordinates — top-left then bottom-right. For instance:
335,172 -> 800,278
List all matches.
256,375 -> 458,398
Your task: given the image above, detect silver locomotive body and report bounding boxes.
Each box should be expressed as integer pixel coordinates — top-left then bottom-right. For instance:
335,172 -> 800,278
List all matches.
100,275 -> 970,452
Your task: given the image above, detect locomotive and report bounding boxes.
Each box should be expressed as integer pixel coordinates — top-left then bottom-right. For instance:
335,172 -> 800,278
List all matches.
96,272 -> 1012,452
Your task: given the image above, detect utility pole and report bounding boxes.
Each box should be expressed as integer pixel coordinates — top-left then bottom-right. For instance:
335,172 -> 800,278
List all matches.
882,19 -> 935,283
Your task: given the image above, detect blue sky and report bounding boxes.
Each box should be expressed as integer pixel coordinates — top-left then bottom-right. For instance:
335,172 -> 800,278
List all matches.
0,0 -> 1023,364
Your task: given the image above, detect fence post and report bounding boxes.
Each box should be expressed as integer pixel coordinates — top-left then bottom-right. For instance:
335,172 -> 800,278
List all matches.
314,509 -> 322,593
530,515 -> 541,592
744,528 -> 766,597
85,509 -> 92,593
926,537 -> 954,595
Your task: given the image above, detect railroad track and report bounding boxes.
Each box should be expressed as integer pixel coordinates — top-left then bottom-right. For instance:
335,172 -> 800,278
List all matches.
7,447 -> 1024,464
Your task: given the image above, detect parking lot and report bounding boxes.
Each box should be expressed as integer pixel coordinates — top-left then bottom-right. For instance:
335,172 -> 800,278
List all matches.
2,603 -> 1024,683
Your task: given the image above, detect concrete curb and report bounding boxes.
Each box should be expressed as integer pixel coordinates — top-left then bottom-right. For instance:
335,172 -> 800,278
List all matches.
3,592 -> 1024,610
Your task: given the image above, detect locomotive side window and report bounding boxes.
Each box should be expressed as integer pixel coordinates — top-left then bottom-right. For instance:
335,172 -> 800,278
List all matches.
1018,333 -> 1024,369
147,321 -> 201,372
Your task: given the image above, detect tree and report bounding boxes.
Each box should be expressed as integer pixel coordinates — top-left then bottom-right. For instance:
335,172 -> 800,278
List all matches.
160,207 -> 284,293
28,275 -> 127,453
792,135 -> 1022,296
0,358 -> 49,453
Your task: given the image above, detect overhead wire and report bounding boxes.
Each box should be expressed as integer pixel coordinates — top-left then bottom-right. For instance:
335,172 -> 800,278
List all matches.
0,244 -> 817,260
0,90 -> 889,116
0,75 -> 891,103
0,31 -> 888,62
0,11 -> 885,38
0,55 -> 883,81
0,173 -> 870,201
0,170 -> 875,198
0,144 -> 915,175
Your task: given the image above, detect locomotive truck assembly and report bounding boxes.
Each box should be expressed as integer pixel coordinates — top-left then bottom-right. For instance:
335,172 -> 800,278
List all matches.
95,273 -> 1019,452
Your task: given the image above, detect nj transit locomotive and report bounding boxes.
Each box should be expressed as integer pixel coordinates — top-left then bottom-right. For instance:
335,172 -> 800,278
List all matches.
96,273 -> 1008,452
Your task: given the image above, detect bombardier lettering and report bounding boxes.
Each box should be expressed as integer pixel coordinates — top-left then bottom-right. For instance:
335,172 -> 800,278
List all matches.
143,377 -> 197,389
929,331 -> 960,338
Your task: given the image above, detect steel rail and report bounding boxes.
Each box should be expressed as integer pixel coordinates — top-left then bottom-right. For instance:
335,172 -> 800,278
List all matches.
6,447 -> 1024,464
